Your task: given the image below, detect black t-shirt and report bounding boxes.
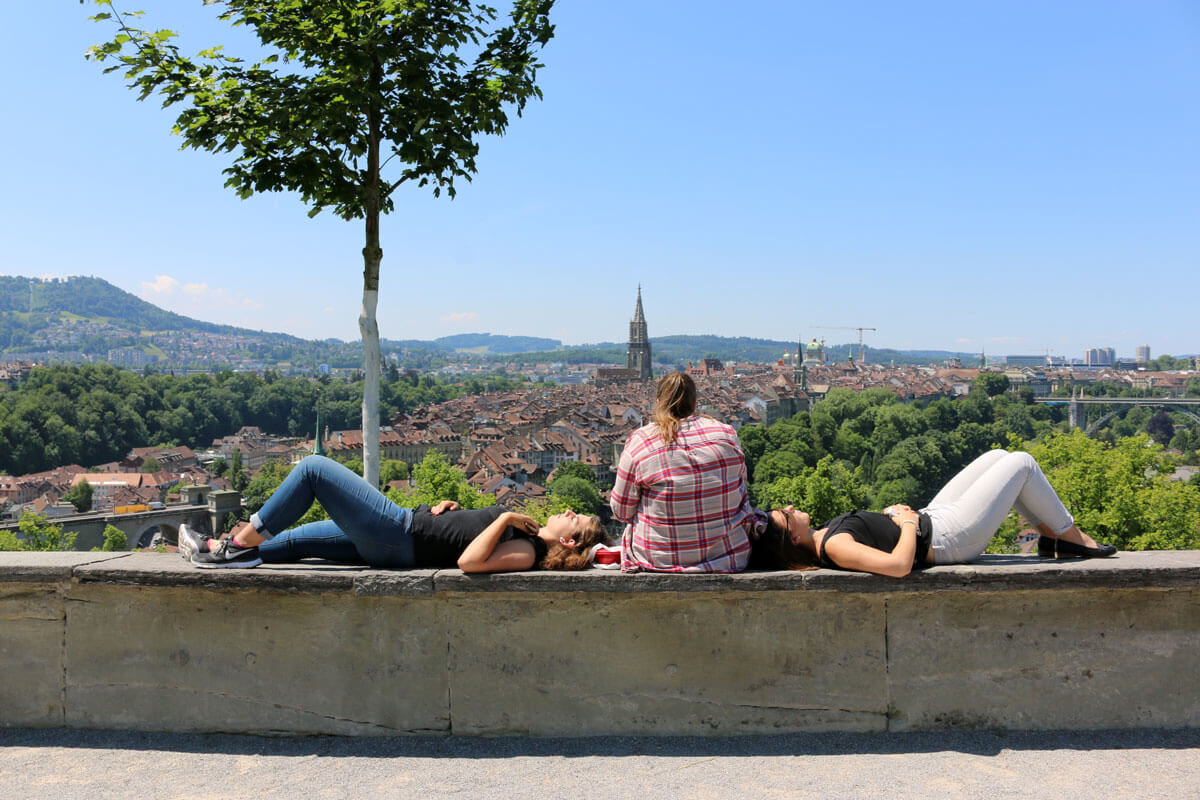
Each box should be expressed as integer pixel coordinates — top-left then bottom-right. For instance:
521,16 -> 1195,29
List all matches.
818,511 -> 933,571
407,505 -> 547,568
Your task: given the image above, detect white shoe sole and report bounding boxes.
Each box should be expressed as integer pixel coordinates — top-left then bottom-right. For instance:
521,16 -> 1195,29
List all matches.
191,555 -> 263,569
178,525 -> 201,561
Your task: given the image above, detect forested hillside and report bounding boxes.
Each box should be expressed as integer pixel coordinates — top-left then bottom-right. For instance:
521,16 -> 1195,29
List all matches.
0,364 -> 539,474
0,276 -> 241,335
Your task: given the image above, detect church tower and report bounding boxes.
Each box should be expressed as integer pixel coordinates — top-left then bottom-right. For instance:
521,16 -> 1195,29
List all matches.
626,285 -> 652,381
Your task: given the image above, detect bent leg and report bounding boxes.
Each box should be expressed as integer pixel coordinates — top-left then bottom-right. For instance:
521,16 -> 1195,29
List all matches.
250,455 -> 415,568
924,448 -> 1009,508
927,451 -> 1072,563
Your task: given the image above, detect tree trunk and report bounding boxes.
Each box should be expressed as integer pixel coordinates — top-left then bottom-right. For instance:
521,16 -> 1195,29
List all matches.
360,242 -> 382,488
360,73 -> 383,488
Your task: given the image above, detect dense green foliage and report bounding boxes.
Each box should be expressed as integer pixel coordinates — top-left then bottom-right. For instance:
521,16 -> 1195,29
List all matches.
388,452 -> 496,511
0,512 -> 78,551
0,364 -> 545,475
741,382 -> 1200,551
100,524 -> 127,551
63,480 -> 93,513
0,276 -> 232,335
1028,432 -> 1200,550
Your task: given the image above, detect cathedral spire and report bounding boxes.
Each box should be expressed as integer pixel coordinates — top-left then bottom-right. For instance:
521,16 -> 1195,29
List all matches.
627,286 -> 652,381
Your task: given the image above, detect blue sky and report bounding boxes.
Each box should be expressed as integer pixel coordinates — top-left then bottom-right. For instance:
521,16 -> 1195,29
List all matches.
3,1 -> 1198,360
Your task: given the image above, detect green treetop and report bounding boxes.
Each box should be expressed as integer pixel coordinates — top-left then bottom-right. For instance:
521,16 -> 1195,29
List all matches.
86,0 -> 555,487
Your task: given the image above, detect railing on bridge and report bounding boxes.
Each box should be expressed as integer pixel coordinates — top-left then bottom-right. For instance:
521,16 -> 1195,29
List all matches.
1034,394 -> 1200,433
1,489 -> 242,551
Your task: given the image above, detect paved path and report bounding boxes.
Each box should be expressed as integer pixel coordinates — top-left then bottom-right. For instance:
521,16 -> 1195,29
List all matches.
2,728 -> 1198,799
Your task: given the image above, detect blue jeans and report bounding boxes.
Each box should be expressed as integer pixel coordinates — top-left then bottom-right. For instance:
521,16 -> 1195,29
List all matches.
251,455 -> 416,568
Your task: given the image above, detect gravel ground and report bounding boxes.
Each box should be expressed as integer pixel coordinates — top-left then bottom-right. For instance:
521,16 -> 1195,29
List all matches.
1,728 -> 1198,800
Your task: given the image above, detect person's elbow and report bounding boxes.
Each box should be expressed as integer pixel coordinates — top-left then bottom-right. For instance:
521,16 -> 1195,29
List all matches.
608,498 -> 633,523
880,561 -> 912,578
457,554 -> 485,573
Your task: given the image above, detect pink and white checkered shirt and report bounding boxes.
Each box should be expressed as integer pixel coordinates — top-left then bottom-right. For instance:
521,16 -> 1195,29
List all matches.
611,415 -> 753,573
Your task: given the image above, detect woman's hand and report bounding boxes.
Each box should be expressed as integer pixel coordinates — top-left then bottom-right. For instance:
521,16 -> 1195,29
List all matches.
892,509 -> 920,529
458,511 -> 538,573
504,512 -> 540,535
430,500 -> 461,515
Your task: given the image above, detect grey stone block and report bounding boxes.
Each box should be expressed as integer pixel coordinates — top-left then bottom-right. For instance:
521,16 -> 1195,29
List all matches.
0,583 -> 64,727
0,551 -> 127,582
887,587 -> 1200,730
443,590 -> 888,735
64,584 -> 449,735
74,552 -> 366,594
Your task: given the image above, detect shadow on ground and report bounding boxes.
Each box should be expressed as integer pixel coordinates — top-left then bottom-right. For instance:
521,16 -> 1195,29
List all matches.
2,728 -> 1197,758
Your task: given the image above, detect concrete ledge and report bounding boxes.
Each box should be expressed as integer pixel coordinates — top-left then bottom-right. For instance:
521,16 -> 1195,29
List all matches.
2,551 -> 1198,735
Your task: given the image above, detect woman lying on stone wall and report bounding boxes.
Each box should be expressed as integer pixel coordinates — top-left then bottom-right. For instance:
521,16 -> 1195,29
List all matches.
750,448 -> 1116,577
178,454 -> 605,572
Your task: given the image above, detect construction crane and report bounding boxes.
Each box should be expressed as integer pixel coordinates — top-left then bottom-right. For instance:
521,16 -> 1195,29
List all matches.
811,325 -> 877,364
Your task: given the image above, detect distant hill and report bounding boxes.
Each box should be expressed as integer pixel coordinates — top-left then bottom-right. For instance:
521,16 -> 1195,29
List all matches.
0,275 -> 978,368
0,275 -> 236,336
384,333 -> 563,354
0,275 -> 307,342
497,336 -> 978,367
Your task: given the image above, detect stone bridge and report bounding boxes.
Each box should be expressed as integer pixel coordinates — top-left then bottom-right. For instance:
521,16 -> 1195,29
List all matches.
1,485 -> 242,551
1036,394 -> 1200,434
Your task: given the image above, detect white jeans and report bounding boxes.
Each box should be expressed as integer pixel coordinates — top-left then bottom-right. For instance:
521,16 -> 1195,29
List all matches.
921,449 -> 1073,564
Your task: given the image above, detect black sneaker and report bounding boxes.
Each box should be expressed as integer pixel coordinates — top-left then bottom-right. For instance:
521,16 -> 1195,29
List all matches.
178,523 -> 208,562
191,537 -> 262,569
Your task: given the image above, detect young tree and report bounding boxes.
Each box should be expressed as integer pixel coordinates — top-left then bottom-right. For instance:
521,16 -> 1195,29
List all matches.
16,512 -> 78,552
390,451 -> 493,509
546,474 -> 602,515
379,458 -> 410,486
87,0 -> 555,488
229,449 -> 248,492
101,524 -> 128,551
548,460 -> 596,485
64,479 -> 94,513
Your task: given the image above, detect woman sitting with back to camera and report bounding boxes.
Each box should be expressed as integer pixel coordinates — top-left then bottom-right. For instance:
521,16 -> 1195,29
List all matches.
179,454 -> 605,573
611,372 -> 756,572
751,448 -> 1116,577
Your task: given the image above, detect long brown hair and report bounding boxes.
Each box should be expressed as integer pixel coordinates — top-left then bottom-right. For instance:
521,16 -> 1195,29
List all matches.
540,515 -> 606,571
748,510 -> 819,571
653,372 -> 697,445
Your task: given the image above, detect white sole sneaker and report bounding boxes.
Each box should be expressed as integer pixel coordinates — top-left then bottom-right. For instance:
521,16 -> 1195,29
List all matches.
178,523 -> 206,561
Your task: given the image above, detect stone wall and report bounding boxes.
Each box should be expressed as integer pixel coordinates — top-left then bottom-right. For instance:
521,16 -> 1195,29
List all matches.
2,551 -> 1198,735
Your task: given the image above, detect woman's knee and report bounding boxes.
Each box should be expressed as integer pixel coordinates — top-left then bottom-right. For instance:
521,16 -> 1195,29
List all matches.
1006,451 -> 1038,472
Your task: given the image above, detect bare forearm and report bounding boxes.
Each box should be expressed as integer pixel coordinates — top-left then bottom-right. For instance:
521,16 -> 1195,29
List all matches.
457,512 -> 513,571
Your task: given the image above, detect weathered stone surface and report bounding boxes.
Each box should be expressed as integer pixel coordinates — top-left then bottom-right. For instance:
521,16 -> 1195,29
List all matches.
433,569 -> 820,593
64,584 -> 449,735
442,590 -> 888,735
353,569 -> 437,597
887,587 -> 1200,731
2,550 -> 1198,736
0,551 -> 126,582
74,552 -> 366,593
0,583 -> 64,727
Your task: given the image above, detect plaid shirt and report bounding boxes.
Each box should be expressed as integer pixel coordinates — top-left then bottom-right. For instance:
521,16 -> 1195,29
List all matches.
611,415 -> 753,573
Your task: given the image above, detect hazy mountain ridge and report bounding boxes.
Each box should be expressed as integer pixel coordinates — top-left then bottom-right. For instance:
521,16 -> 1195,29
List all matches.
0,275 -> 976,366
0,275 -> 305,342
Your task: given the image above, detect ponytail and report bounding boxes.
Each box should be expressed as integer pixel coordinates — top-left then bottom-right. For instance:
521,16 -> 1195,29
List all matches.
653,372 -> 697,445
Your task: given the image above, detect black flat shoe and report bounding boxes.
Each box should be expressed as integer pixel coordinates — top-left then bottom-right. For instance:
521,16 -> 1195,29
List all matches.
1051,537 -> 1117,558
1037,535 -> 1057,557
